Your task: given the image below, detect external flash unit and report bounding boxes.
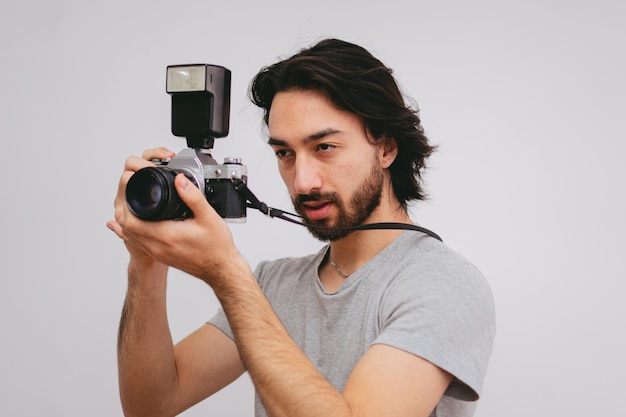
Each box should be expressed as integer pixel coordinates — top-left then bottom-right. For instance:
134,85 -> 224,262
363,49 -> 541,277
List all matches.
166,64 -> 231,149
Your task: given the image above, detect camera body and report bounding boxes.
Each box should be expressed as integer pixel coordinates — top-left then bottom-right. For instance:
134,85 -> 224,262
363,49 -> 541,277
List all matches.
125,64 -> 248,222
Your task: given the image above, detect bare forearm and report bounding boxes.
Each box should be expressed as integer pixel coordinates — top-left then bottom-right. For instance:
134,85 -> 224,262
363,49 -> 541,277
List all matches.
117,261 -> 179,417
212,264 -> 352,417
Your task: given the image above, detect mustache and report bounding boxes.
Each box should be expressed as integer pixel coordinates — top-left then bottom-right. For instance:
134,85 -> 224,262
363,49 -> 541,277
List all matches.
292,192 -> 340,206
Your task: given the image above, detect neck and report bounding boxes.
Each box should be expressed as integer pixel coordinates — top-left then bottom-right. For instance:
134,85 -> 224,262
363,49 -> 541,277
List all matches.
327,205 -> 412,275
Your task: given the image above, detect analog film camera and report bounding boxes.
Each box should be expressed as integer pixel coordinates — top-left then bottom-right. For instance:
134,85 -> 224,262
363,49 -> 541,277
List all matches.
125,64 -> 247,222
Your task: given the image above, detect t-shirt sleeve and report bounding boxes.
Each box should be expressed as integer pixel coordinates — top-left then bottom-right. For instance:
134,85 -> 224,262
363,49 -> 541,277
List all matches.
207,306 -> 233,339
372,250 -> 496,401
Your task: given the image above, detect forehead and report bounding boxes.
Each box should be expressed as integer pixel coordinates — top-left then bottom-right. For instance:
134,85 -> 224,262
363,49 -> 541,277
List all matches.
268,89 -> 364,141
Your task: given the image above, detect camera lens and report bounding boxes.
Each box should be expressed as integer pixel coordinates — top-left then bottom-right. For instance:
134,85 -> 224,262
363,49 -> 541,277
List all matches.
125,167 -> 194,221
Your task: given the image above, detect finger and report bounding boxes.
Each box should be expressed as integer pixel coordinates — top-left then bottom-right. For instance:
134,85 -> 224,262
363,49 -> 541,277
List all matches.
110,211 -> 152,252
141,147 -> 175,161
124,155 -> 156,173
117,170 -> 134,192
174,173 -> 215,219
106,220 -> 125,240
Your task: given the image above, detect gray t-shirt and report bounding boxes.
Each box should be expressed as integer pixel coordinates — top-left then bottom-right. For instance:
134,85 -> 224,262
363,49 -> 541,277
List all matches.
210,231 -> 496,417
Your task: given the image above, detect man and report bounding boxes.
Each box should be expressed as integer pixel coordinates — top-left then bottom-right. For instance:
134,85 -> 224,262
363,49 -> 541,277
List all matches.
107,38 -> 495,417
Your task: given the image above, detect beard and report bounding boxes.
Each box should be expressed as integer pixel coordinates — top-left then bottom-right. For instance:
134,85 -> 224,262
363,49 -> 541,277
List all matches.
292,162 -> 384,241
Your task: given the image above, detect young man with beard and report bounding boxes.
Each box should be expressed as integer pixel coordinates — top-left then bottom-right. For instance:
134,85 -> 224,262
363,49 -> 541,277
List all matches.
108,39 -> 495,417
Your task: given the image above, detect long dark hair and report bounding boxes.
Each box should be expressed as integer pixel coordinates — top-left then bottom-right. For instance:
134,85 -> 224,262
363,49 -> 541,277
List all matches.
249,38 -> 435,207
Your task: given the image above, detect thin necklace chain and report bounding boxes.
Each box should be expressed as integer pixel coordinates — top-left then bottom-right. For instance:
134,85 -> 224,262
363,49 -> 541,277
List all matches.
329,256 -> 351,278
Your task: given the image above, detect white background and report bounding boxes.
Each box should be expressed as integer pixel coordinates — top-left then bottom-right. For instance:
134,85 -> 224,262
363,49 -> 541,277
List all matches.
1,1 -> 624,416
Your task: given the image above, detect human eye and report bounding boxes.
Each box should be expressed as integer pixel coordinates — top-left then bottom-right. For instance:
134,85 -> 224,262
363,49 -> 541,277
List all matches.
316,143 -> 336,152
274,148 -> 294,159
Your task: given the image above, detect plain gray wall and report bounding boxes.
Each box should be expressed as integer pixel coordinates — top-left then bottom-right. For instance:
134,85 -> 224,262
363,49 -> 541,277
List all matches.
1,0 -> 624,416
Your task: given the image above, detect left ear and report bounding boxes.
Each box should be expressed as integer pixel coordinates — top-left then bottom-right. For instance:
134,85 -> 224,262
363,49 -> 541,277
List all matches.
378,136 -> 398,169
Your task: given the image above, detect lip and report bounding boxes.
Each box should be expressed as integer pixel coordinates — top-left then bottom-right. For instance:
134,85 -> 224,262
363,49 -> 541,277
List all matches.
302,201 -> 332,221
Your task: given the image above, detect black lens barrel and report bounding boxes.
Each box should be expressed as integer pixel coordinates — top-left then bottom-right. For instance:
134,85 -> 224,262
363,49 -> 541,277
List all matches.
125,167 -> 193,221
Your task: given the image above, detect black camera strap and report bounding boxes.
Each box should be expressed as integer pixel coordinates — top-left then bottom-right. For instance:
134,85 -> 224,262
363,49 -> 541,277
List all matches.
232,179 -> 442,242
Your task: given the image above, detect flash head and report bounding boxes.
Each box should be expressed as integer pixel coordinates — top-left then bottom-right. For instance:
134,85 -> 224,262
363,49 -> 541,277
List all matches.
166,64 -> 231,148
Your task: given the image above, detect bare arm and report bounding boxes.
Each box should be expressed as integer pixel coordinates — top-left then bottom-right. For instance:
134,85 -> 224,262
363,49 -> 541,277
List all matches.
109,149 -> 245,417
116,258 -> 177,416
211,263 -> 452,417
116,261 -> 245,417
113,172 -> 453,417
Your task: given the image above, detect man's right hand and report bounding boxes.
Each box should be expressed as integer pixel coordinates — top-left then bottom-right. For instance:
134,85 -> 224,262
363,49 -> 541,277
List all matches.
107,147 -> 176,270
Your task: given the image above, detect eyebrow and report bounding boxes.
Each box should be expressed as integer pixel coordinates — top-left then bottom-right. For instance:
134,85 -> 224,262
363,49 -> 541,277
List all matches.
268,128 -> 341,147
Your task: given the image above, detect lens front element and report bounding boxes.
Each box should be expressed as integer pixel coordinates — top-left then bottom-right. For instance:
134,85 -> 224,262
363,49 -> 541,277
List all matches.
125,167 -> 193,221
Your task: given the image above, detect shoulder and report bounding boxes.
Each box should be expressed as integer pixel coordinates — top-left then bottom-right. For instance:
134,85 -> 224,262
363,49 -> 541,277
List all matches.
385,232 -> 492,297
381,233 -> 495,335
374,232 -> 496,400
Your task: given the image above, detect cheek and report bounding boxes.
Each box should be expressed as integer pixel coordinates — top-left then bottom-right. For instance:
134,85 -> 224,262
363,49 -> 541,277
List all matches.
333,167 -> 366,195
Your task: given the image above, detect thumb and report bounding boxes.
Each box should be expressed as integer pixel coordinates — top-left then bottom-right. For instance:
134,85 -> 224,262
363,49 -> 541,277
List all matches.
174,173 -> 214,218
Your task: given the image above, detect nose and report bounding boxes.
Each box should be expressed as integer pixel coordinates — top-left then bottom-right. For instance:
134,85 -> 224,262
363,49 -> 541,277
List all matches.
293,155 -> 322,195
